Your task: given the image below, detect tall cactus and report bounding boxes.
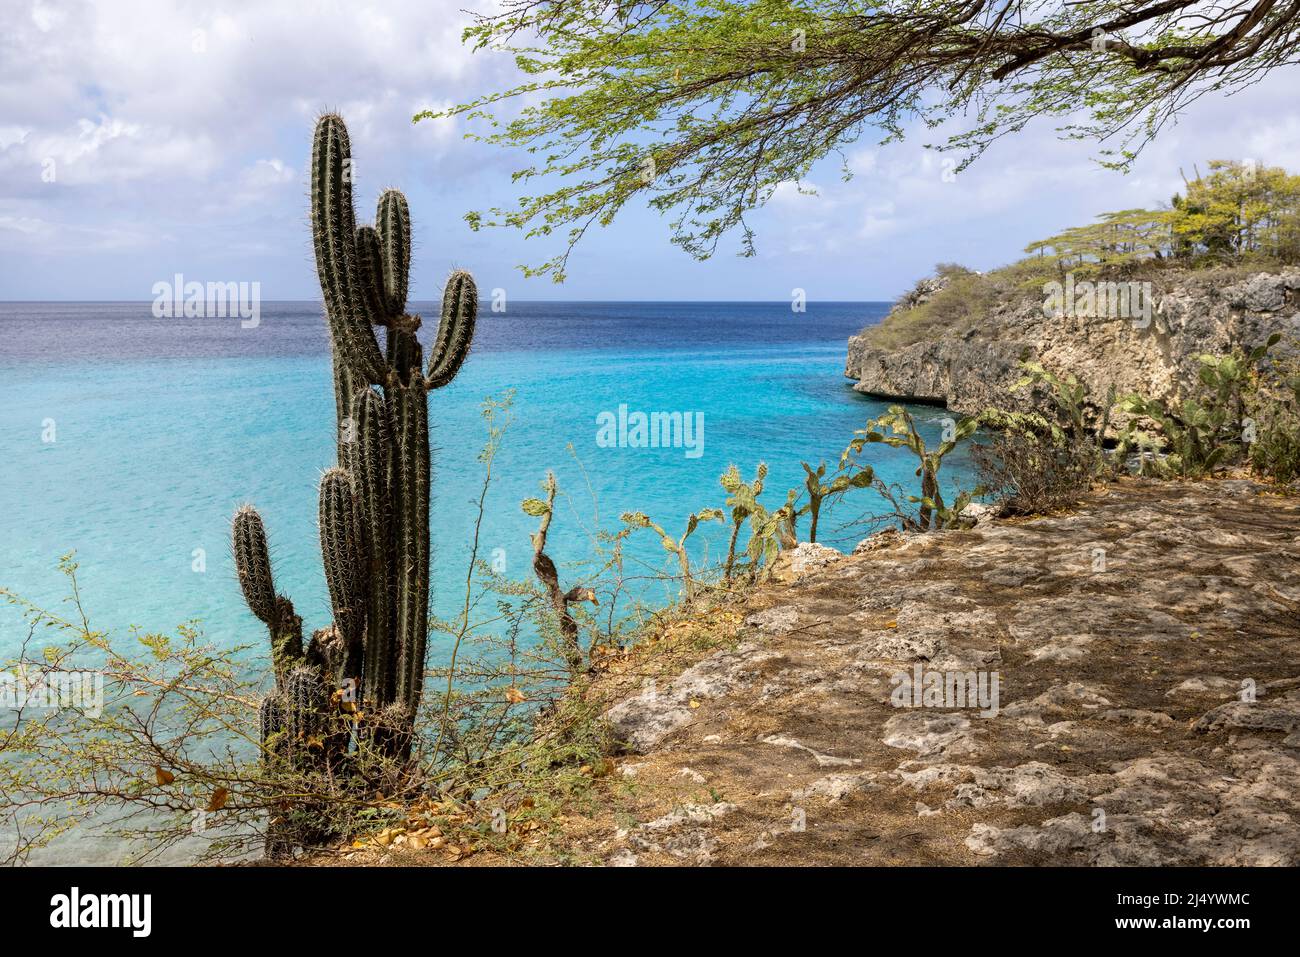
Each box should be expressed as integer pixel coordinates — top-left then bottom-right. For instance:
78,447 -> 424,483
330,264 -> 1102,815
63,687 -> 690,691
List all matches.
232,113 -> 477,781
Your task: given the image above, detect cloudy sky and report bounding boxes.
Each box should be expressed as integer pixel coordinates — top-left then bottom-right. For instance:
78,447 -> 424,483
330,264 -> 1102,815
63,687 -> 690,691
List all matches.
4,0 -> 1300,301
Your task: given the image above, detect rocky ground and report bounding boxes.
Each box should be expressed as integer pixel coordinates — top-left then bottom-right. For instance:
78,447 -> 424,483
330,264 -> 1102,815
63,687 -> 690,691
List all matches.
554,478 -> 1300,866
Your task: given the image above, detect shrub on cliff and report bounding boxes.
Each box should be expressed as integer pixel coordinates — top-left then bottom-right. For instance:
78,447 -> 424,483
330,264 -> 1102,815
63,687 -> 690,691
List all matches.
861,160 -> 1300,352
1247,354 -> 1300,484
1119,334 -> 1300,481
975,362 -> 1116,515
865,263 -> 1044,351
974,430 -> 1097,516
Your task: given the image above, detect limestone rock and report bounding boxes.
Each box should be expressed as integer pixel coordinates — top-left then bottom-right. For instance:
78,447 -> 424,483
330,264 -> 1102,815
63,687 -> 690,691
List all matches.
744,604 -> 801,634
770,542 -> 843,583
584,481 -> 1300,866
846,267 -> 1300,432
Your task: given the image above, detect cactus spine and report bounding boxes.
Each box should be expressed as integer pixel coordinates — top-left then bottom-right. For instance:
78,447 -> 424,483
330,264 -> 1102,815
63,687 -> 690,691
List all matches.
233,506 -> 303,687
232,113 -> 477,787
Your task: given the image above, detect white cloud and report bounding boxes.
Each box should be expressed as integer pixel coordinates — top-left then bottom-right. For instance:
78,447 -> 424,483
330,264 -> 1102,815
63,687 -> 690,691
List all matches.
2,0 -> 1300,299
246,158 -> 295,186
0,212 -> 154,252
750,68 -> 1300,286
0,1 -> 501,199
0,0 -> 524,296
769,180 -> 827,207
30,1 -> 65,32
7,115 -> 218,186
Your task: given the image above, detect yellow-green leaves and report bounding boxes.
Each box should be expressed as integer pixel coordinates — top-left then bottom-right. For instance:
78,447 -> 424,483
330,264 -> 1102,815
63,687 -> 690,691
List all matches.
521,497 -> 551,517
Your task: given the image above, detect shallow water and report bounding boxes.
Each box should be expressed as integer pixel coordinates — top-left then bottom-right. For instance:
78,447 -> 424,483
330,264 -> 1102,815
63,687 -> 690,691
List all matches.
0,300 -> 977,661
0,299 -> 981,862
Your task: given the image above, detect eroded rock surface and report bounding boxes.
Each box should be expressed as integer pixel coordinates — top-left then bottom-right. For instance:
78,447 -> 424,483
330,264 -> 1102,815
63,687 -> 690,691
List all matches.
845,268 -> 1300,430
586,480 -> 1300,866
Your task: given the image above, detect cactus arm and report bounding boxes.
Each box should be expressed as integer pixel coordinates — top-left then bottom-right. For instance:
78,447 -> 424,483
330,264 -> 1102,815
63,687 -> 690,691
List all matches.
349,387 -> 396,708
424,270 -> 477,389
319,467 -> 368,686
391,377 -> 416,708
355,225 -> 389,325
283,665 -> 329,761
259,695 -> 284,756
376,189 -> 411,316
310,113 -> 386,385
386,323 -> 419,377
233,505 -> 277,625
331,349 -> 355,458
233,506 -> 303,689
409,382 -> 430,714
392,370 -> 430,714
390,379 -> 414,707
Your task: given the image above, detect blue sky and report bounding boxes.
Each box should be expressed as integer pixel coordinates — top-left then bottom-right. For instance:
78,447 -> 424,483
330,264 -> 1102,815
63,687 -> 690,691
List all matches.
4,0 -> 1300,301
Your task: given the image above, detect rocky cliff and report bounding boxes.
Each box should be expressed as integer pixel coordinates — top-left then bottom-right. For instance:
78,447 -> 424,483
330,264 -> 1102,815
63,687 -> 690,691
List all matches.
845,268 -> 1300,420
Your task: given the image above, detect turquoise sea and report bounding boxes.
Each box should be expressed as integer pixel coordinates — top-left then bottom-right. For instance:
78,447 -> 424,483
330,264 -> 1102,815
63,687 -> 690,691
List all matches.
0,300 -> 977,666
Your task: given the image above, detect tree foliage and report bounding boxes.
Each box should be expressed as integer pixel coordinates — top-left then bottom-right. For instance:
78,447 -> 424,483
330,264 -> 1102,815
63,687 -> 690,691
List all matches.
870,159 -> 1300,348
1027,160 -> 1300,270
424,0 -> 1300,278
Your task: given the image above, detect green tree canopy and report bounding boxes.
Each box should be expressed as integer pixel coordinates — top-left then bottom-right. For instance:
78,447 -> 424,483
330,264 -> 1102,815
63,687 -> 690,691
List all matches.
1024,160 -> 1300,270
423,1 -> 1300,280
1172,159 -> 1300,258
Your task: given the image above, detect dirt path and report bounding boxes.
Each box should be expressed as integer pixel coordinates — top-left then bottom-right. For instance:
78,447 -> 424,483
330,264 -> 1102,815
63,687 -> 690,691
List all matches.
564,479 -> 1300,865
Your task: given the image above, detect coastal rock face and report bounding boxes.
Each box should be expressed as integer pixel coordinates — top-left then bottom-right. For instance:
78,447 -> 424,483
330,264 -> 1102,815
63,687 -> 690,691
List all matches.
581,480 -> 1300,866
845,269 -> 1300,419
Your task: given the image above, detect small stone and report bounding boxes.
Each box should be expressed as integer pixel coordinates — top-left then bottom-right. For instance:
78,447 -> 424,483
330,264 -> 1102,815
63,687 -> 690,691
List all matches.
770,542 -> 843,583
744,605 -> 801,634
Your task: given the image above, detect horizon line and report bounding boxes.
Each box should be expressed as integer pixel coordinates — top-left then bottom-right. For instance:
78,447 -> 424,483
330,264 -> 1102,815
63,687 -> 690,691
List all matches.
0,297 -> 896,306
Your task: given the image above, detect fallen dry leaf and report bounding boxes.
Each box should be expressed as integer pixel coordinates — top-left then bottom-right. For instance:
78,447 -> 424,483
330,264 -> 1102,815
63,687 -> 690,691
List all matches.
206,786 -> 229,812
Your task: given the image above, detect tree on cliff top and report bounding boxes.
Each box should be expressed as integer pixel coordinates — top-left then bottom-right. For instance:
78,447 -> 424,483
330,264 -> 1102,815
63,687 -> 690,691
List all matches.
421,0 -> 1300,280
1026,160 -> 1300,269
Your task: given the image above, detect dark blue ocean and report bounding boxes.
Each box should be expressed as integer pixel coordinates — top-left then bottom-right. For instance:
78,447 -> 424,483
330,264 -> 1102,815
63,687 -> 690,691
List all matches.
0,301 -> 975,662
